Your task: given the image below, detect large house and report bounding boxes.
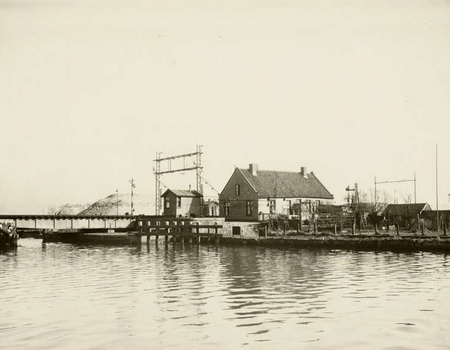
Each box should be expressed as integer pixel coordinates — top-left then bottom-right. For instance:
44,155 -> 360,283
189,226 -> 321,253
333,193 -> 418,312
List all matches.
219,164 -> 334,221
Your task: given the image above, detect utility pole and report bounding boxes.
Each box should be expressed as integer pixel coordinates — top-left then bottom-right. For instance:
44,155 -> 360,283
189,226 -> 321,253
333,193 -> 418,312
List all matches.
374,174 -> 418,210
436,144 -> 439,233
116,189 -> 119,216
129,179 -> 135,216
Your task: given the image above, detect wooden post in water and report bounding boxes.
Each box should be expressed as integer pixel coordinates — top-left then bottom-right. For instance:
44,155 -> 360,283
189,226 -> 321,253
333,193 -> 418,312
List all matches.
334,224 -> 337,235
196,222 -> 200,245
352,222 -> 355,235
214,222 -> 219,245
396,223 -> 399,236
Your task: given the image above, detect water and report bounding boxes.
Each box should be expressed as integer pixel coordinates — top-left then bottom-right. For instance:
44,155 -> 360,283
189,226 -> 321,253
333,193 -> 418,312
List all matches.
1,239 -> 450,350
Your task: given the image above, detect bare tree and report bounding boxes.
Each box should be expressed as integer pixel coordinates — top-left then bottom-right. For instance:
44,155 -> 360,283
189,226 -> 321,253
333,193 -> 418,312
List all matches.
359,189 -> 391,214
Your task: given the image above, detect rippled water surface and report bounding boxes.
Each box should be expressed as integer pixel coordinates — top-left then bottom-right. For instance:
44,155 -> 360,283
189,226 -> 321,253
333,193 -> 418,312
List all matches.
1,239 -> 450,349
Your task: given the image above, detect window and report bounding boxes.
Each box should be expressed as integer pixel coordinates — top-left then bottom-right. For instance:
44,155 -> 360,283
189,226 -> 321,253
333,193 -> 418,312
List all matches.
287,200 -> 293,215
235,184 -> 240,196
165,197 -> 170,209
269,200 -> 276,214
246,201 -> 253,216
177,197 -> 181,208
225,201 -> 230,216
232,226 -> 241,236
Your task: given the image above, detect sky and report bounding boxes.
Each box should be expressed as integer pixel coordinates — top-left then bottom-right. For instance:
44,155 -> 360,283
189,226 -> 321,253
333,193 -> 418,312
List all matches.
1,0 -> 449,214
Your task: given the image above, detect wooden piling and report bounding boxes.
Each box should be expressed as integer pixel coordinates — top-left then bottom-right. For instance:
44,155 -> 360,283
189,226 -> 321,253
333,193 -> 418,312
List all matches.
334,224 -> 337,235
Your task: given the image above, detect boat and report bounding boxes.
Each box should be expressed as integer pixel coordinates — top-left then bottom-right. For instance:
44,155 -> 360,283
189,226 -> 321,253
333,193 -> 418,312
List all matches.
0,222 -> 18,248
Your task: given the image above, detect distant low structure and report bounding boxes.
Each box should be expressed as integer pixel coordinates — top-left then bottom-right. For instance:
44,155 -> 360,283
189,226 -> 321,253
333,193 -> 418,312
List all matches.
384,203 -> 431,230
161,189 -> 202,218
219,164 -> 334,221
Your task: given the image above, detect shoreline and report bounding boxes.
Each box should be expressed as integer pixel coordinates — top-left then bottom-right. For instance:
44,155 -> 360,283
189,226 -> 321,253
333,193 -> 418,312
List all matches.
220,232 -> 450,253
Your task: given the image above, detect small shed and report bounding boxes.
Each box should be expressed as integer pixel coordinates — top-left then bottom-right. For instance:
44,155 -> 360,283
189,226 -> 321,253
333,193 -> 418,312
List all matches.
161,189 -> 203,218
384,203 -> 431,230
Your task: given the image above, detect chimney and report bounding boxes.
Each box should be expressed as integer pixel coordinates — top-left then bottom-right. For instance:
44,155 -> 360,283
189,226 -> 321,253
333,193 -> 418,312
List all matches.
189,184 -> 191,192
300,167 -> 308,178
249,163 -> 258,176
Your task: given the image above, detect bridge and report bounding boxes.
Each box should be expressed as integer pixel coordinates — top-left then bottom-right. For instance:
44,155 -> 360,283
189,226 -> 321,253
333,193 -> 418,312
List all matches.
0,214 -> 139,230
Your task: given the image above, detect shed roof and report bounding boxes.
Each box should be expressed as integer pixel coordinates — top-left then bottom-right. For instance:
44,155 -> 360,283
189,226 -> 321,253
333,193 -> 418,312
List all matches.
384,203 -> 431,217
161,189 -> 202,198
239,169 -> 334,200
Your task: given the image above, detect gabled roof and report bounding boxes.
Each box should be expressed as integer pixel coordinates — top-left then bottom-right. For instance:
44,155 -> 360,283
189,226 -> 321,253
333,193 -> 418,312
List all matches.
161,189 -> 202,198
239,169 -> 334,200
384,203 -> 431,217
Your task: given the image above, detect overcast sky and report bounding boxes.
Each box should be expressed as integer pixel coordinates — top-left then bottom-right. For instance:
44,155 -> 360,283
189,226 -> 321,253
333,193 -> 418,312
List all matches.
1,0 -> 449,214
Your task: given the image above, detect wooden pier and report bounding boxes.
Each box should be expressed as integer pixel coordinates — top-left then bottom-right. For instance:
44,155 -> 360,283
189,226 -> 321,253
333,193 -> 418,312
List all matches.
135,218 -> 223,246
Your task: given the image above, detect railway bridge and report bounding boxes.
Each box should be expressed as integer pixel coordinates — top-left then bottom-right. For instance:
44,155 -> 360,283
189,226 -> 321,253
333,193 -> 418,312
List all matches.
0,214 -> 137,230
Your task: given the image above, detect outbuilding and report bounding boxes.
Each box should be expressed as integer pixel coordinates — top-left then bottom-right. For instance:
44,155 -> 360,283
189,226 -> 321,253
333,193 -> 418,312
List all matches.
161,189 -> 203,218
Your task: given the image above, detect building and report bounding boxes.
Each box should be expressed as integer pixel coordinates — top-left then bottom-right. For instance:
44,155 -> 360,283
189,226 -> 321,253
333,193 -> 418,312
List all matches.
384,203 -> 431,230
161,189 -> 202,218
203,199 -> 219,217
219,164 -> 334,221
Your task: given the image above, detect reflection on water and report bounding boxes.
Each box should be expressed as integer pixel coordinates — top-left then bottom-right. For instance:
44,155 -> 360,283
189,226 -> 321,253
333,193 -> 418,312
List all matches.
1,239 -> 450,350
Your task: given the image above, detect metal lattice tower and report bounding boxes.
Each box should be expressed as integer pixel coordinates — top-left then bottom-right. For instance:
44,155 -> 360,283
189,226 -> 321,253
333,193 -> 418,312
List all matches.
155,152 -> 162,216
196,144 -> 203,195
154,146 -> 203,216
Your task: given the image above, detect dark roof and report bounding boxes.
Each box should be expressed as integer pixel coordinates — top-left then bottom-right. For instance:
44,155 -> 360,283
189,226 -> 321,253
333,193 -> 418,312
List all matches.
239,169 -> 334,200
161,189 -> 202,198
384,203 -> 431,217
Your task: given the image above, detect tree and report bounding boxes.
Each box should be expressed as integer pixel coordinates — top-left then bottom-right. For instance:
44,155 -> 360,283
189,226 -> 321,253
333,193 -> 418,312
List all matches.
358,189 -> 391,214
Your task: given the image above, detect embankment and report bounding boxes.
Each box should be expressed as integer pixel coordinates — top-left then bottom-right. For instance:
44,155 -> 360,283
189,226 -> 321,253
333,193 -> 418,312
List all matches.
221,233 -> 450,252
